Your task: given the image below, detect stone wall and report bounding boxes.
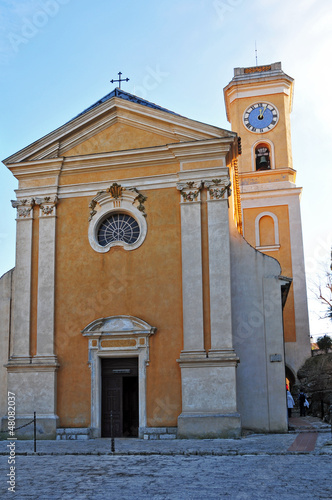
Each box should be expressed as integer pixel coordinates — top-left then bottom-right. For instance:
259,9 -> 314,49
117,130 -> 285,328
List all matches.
0,269 -> 13,420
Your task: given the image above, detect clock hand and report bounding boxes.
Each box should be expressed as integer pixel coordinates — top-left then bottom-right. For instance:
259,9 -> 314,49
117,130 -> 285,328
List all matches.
258,105 -> 267,119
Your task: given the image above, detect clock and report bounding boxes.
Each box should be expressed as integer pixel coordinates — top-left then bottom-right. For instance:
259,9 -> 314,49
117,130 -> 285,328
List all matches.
243,102 -> 279,133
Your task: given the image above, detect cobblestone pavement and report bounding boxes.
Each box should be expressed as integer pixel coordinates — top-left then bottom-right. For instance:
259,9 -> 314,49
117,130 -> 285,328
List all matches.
1,417 -> 331,499
1,454 -> 331,499
1,430 -> 331,457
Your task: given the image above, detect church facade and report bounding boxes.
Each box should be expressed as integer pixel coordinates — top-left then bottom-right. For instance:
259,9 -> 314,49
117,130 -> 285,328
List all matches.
0,63 -> 310,439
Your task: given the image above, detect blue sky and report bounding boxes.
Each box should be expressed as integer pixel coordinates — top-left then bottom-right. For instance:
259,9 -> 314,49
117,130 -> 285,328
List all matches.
0,0 -> 331,338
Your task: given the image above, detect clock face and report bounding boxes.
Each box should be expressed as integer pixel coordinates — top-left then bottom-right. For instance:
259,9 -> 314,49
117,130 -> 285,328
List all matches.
243,102 -> 279,133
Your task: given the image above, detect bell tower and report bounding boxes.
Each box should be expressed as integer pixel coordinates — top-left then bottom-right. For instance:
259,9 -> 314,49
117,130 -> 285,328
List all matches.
224,62 -> 311,381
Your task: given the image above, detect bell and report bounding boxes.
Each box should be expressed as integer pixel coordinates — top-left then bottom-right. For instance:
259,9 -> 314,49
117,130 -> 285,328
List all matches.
257,156 -> 269,170
259,156 -> 268,166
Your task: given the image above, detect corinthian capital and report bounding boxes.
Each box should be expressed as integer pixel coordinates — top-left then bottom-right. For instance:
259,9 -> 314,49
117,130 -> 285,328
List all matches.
176,181 -> 202,202
204,179 -> 231,200
35,196 -> 58,217
11,198 -> 35,219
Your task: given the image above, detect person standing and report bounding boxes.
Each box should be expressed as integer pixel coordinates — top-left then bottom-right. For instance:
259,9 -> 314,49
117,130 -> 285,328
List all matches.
287,390 -> 295,418
298,389 -> 307,417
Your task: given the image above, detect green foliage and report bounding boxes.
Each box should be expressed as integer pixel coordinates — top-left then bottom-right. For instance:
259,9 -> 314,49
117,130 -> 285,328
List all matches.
317,334 -> 332,353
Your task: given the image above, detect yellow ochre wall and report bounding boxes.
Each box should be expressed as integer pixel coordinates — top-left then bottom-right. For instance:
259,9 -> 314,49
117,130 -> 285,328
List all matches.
228,92 -> 293,173
64,122 -> 179,157
226,78 -> 297,344
54,187 -> 183,428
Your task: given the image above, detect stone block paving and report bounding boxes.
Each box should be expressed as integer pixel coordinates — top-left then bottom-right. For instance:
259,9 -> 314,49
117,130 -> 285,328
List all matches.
1,434 -> 299,457
1,417 -> 331,499
1,453 -> 332,499
1,431 -> 331,457
287,432 -> 318,452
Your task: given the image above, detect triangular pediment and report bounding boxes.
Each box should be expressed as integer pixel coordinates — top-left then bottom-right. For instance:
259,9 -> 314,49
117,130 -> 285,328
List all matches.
62,121 -> 181,157
3,89 -> 236,165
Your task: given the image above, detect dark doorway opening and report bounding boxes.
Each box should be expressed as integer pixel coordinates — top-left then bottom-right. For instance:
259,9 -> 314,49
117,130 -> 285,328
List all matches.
101,358 -> 138,437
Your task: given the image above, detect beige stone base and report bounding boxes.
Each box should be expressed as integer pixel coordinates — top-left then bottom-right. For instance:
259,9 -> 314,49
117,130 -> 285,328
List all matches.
1,415 -> 58,440
177,413 -> 241,439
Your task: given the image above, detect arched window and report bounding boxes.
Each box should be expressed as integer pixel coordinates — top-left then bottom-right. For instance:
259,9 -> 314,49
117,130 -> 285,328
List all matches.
255,212 -> 280,251
88,184 -> 147,253
97,213 -> 140,246
255,143 -> 271,171
259,216 -> 275,246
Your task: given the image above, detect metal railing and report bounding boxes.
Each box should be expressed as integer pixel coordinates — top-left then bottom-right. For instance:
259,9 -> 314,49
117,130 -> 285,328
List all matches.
5,412 -> 37,452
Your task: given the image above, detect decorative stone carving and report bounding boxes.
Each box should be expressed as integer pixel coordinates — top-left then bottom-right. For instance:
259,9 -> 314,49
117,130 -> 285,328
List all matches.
88,184 -> 148,221
11,198 -> 35,219
177,181 -> 202,202
88,200 -> 97,222
128,188 -> 147,217
176,179 -> 232,203
83,315 -> 156,334
108,182 -> 124,200
35,196 -> 58,217
205,179 -> 231,200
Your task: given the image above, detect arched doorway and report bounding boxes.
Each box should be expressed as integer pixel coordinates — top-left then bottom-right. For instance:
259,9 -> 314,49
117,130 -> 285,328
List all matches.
285,365 -> 296,391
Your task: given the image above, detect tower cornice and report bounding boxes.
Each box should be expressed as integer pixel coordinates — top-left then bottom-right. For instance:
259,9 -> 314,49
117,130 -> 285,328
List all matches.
223,62 -> 294,122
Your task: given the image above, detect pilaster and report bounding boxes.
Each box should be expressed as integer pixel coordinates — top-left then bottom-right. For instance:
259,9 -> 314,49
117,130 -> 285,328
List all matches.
176,181 -> 206,359
4,196 -> 59,438
9,198 -> 34,363
34,196 -> 58,364
205,179 -> 236,359
176,179 -> 241,438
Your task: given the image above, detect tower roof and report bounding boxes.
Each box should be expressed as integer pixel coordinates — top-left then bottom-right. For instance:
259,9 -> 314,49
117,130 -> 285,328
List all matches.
230,62 -> 292,83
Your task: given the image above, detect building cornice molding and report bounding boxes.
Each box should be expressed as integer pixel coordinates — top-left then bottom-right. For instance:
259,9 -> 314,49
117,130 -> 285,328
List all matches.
240,181 -> 297,194
15,165 -> 230,200
239,166 -> 296,175
6,362 -> 59,372
7,158 -> 63,179
241,186 -> 303,202
7,138 -> 234,180
177,358 -> 239,368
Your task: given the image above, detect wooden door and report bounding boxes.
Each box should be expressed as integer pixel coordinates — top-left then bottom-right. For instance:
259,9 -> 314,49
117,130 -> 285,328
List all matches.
101,358 -> 138,437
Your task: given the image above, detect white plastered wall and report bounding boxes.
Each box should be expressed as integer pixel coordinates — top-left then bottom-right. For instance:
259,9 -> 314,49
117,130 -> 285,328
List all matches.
230,220 -> 288,432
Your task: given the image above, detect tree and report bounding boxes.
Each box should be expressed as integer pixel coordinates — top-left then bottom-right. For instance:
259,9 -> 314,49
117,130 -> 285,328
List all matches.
316,334 -> 332,353
311,247 -> 332,321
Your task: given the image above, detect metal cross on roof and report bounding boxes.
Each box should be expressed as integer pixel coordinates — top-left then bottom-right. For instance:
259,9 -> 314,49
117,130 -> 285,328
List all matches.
110,72 -> 129,89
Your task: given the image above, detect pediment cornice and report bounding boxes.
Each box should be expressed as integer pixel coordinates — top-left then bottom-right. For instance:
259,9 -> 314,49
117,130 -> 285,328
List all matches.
3,96 -> 236,165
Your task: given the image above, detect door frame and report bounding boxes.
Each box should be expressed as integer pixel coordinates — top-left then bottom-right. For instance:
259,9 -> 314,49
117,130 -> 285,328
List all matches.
82,315 -> 156,438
